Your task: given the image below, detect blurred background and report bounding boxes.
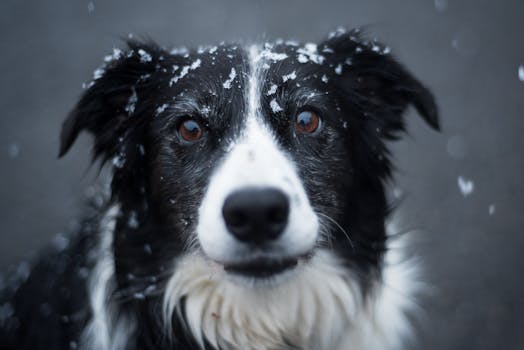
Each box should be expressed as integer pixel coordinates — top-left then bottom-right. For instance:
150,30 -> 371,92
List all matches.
0,0 -> 523,348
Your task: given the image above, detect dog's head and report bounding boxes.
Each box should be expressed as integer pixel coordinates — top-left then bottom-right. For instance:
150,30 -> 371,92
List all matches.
60,28 -> 438,347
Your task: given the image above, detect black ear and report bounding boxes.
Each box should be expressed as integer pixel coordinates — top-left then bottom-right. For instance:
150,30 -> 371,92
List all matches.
58,40 -> 165,161
322,29 -> 439,137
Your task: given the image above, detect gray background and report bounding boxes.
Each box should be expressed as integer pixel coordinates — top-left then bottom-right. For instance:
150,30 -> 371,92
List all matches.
1,0 -> 523,349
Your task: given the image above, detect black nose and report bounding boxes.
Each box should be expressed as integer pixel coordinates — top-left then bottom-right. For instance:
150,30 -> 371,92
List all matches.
222,188 -> 289,244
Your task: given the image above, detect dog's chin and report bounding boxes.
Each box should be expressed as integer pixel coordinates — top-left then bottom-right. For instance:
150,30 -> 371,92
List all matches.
215,253 -> 313,288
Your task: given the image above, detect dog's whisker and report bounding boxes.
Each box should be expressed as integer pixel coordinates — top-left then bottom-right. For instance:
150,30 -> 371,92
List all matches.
317,212 -> 355,250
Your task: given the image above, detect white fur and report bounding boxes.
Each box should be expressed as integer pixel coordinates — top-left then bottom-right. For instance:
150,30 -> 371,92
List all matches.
81,205 -> 135,350
336,222 -> 423,350
162,223 -> 421,350
196,44 -> 318,265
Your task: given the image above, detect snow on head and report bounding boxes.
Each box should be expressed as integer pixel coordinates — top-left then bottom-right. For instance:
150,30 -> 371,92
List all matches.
368,41 -> 391,55
266,84 -> 278,96
170,58 -> 202,86
93,68 -> 105,80
125,88 -> 138,115
222,67 -> 237,89
112,153 -> 126,168
282,71 -> 297,82
270,99 -> 283,113
170,66 -> 189,86
328,27 -> 347,39
260,50 -> 288,62
137,49 -> 152,63
254,43 -> 288,63
296,43 -> 325,64
104,48 -> 123,63
155,103 -> 169,116
190,58 -> 201,70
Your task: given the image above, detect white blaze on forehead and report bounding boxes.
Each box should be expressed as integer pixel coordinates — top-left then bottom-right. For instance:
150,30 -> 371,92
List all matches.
247,45 -> 263,121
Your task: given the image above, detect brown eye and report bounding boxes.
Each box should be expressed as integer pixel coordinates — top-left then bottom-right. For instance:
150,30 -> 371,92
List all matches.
294,111 -> 321,134
178,119 -> 203,142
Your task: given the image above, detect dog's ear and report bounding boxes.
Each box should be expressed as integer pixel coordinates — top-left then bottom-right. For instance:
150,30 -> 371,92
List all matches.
58,40 -> 165,161
321,29 -> 439,138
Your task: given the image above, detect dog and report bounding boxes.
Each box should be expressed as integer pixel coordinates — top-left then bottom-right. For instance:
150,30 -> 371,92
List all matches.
0,27 -> 439,350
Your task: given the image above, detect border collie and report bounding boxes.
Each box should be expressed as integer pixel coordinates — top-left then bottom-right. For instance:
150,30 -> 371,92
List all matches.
0,28 -> 439,350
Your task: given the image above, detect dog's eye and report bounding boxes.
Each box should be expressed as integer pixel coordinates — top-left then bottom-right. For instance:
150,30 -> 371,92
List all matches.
178,119 -> 203,142
294,111 -> 321,134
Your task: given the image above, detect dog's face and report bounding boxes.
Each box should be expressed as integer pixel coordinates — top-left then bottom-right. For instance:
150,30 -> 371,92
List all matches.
60,29 -> 437,296
146,45 -> 326,284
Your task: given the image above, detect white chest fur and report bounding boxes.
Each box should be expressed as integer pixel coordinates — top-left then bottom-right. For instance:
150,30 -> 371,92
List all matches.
163,241 -> 419,350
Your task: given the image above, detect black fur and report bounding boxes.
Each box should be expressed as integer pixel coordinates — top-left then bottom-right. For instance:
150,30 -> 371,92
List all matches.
0,28 -> 438,349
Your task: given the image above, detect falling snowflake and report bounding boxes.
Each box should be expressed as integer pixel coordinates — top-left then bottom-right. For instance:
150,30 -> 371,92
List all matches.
457,176 -> 474,197
7,143 -> 19,158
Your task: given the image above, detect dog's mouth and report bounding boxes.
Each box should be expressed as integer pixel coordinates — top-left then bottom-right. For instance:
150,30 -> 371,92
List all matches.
216,251 -> 314,279
223,256 -> 300,278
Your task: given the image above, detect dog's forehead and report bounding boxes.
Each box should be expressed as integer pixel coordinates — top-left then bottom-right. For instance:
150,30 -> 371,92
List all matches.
184,41 -> 336,77
165,41 -> 334,111
167,44 -> 245,87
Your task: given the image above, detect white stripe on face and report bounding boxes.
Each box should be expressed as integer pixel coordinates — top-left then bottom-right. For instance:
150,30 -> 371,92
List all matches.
195,45 -> 319,267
